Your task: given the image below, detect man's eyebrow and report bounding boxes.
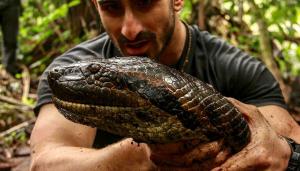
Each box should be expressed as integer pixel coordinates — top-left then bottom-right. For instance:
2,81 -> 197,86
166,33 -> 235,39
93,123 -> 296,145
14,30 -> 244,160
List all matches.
97,0 -> 107,4
98,0 -> 120,5
97,0 -> 114,3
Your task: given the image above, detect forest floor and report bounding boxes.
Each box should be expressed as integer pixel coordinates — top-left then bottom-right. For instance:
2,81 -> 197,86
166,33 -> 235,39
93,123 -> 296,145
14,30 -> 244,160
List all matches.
0,66 -> 299,171
0,66 -> 35,171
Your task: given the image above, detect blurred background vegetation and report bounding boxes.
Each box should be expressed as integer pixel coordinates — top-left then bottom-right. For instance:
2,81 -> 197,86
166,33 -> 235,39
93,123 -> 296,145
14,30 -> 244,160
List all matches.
16,0 -> 300,102
16,0 -> 300,77
0,0 -> 299,170
10,0 -> 300,109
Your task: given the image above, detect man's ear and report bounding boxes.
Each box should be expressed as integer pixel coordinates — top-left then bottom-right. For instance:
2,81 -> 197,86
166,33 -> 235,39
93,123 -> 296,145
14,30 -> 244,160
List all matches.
173,0 -> 184,12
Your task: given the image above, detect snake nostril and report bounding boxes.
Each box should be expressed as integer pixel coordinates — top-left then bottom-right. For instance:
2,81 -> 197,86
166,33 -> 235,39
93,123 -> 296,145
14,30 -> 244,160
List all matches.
50,70 -> 61,80
53,68 -> 59,73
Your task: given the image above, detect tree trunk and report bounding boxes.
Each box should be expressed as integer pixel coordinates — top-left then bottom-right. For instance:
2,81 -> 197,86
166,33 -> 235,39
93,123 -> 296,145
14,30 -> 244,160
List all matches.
67,0 -> 101,37
238,0 -> 244,23
198,0 -> 206,30
248,0 -> 289,102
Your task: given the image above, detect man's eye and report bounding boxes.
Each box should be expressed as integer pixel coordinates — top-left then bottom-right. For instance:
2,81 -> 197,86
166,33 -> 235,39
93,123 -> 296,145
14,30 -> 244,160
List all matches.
136,0 -> 152,8
99,1 -> 122,14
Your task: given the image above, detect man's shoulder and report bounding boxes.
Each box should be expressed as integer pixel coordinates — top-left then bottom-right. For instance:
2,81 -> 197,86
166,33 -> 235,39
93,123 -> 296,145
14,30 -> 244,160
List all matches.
65,32 -> 112,58
77,33 -> 110,48
190,25 -> 219,42
187,24 -> 285,108
189,24 -> 230,60
46,32 -> 117,73
190,25 -> 232,54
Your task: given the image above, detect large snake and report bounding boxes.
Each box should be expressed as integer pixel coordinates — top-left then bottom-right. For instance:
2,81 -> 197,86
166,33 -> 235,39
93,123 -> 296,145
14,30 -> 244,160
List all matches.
47,57 -> 250,152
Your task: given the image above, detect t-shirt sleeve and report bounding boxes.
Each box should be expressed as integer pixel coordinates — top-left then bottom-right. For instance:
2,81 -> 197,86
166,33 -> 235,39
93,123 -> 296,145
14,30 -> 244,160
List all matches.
34,46 -> 103,116
200,31 -> 286,108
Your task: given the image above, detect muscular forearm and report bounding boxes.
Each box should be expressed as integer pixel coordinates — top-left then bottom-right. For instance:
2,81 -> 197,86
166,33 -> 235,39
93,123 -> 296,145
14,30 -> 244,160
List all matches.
30,145 -> 113,171
30,138 -> 156,171
258,105 -> 300,142
30,105 -> 156,171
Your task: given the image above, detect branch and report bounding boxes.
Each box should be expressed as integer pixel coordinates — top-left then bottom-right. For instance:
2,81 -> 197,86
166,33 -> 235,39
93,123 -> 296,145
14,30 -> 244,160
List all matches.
238,0 -> 244,23
276,24 -> 300,44
283,35 -> 300,44
19,64 -> 31,102
248,0 -> 289,102
197,0 -> 206,30
0,95 -> 33,110
0,119 -> 35,138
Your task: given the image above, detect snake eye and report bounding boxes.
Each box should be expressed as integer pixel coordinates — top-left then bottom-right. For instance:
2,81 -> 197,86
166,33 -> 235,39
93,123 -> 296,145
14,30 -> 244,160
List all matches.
103,82 -> 114,88
88,64 -> 100,73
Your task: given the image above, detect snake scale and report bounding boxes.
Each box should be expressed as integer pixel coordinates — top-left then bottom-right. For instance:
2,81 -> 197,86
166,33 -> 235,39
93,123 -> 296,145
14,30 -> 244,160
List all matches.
48,57 -> 250,152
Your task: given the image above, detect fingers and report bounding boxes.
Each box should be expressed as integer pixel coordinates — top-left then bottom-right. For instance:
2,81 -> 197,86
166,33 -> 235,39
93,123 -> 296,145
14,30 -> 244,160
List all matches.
108,138 -> 158,170
211,148 -> 269,171
155,147 -> 231,171
118,138 -> 151,157
226,98 -> 254,117
214,147 -> 232,165
183,140 -> 227,162
150,140 -> 227,167
226,97 -> 267,127
149,140 -> 200,155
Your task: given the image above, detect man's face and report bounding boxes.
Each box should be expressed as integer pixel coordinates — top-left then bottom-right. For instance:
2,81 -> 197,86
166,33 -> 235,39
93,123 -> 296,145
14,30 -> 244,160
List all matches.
95,0 -> 176,59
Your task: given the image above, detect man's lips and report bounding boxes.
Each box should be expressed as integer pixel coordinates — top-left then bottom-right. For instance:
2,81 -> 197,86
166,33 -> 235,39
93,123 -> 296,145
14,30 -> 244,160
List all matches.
124,40 -> 150,55
126,39 -> 149,47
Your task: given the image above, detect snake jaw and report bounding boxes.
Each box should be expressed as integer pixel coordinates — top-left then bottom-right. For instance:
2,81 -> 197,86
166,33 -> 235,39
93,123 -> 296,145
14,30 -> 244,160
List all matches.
48,62 -> 151,110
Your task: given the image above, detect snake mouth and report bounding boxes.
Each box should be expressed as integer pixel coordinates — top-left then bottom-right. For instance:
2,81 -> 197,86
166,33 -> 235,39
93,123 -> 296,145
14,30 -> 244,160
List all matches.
51,85 -> 151,109
50,84 -> 152,112
52,96 -> 151,117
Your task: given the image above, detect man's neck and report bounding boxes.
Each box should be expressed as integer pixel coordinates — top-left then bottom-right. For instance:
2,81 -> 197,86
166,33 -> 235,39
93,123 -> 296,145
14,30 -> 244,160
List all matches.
158,19 -> 187,66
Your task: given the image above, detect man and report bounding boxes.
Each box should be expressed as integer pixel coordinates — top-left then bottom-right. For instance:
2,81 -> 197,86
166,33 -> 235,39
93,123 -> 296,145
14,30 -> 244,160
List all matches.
0,0 -> 21,75
30,0 -> 300,170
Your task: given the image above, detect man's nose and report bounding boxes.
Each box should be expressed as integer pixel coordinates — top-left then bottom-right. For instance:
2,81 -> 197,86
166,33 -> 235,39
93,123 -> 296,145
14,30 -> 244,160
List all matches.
121,11 -> 143,41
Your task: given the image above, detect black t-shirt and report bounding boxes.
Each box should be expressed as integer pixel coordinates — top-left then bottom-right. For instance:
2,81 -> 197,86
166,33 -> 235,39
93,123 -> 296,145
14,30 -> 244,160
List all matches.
34,25 -> 286,148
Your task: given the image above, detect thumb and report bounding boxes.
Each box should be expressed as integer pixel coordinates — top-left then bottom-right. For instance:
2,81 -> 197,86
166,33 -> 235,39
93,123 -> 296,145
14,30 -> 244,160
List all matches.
226,97 -> 266,127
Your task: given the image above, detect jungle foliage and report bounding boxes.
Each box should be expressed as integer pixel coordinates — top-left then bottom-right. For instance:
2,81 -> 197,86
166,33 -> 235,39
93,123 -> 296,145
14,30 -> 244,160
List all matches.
181,0 -> 300,77
17,0 -> 300,80
0,0 -> 294,106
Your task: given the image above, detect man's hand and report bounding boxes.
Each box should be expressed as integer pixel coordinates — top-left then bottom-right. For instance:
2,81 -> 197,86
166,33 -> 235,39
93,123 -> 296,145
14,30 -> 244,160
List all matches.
150,140 -> 231,170
103,138 -> 157,171
211,98 -> 291,171
149,98 -> 293,171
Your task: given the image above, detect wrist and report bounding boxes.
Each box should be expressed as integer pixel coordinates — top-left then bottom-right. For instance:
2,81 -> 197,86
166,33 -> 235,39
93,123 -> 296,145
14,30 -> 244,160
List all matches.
283,137 -> 300,171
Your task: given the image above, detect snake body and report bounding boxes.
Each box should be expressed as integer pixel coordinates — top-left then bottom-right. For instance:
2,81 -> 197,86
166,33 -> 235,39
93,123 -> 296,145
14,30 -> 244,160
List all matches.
48,57 -> 250,152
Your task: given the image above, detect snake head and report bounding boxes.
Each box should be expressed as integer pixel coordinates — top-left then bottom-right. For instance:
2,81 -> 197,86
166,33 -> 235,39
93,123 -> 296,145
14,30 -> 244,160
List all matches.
48,58 -> 153,109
